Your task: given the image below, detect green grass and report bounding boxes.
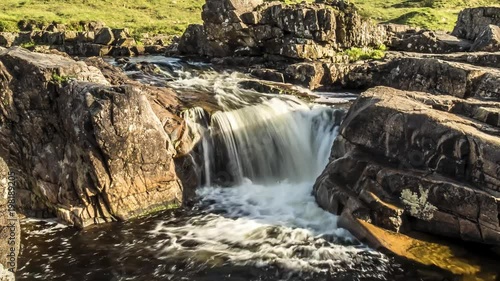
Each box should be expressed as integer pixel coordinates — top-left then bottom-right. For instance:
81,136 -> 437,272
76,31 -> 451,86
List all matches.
0,0 -> 498,36
352,0 -> 500,31
343,44 -> 387,62
0,0 -> 204,36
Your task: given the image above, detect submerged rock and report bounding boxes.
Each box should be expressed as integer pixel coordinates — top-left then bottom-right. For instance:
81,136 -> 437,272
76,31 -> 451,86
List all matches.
0,47 -> 198,227
314,86 -> 500,248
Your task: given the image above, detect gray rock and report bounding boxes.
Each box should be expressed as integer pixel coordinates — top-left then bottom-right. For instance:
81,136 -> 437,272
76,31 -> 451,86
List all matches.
452,7 -> 500,41
314,86 -> 500,246
388,30 -> 472,53
471,24 -> 500,52
94,27 -> 115,45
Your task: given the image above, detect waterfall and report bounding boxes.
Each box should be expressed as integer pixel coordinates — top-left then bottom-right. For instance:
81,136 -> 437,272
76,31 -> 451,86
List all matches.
185,98 -> 344,187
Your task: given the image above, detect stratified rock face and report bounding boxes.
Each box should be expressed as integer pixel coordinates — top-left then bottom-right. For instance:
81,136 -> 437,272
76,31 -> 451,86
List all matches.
452,7 -> 500,52
178,0 -> 386,59
0,47 -> 189,227
344,57 -> 500,101
313,86 -> 500,245
0,158 -> 20,277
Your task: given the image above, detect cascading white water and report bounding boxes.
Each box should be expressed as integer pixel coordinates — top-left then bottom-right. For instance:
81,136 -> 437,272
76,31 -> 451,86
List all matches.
169,70 -> 391,276
19,58 -> 395,281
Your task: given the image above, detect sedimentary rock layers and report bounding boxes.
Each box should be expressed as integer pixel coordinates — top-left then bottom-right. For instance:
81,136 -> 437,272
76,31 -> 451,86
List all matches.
314,86 -> 500,245
178,0 -> 386,59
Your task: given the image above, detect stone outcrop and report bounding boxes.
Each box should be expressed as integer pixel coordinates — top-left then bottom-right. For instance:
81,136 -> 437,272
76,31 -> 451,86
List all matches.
0,21 -> 168,57
314,86 -> 500,246
178,0 -> 386,59
452,7 -> 500,52
343,57 -> 500,100
0,158 -> 19,279
384,7 -> 500,53
0,47 -> 197,227
386,29 -> 472,53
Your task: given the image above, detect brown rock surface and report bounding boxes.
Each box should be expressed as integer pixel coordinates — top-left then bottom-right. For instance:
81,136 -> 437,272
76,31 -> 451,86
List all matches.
0,47 -> 197,227
313,86 -> 500,246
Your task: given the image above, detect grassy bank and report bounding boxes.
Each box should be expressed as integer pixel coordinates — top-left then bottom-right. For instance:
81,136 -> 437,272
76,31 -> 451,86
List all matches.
0,0 -> 498,36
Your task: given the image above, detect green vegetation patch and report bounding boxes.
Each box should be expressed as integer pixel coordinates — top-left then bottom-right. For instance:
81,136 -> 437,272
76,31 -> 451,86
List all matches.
342,44 -> 387,62
0,0 -> 498,36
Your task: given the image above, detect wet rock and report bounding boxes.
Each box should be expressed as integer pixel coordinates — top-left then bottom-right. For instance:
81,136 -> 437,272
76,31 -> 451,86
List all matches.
0,47 -> 195,227
470,24 -> 500,52
41,32 -> 65,45
111,28 -> 130,42
314,86 -> 500,246
285,62 -> 325,89
249,68 -> 285,83
237,79 -> 312,98
178,24 -> 211,56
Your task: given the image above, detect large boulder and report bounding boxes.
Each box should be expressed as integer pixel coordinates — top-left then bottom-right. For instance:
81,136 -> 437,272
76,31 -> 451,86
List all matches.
452,7 -> 500,42
452,7 -> 500,52
314,86 -> 500,246
0,47 -> 195,227
470,24 -> 500,52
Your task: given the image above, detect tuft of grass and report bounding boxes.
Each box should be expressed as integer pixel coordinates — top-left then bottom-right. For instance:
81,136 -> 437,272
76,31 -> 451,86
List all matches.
20,41 -> 36,49
343,44 -> 387,62
51,72 -> 73,84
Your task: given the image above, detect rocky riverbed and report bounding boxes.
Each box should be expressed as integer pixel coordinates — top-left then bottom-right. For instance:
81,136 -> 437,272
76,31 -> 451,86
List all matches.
0,0 -> 499,280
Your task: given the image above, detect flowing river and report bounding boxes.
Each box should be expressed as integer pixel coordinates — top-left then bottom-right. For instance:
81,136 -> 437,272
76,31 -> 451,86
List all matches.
16,56 -> 495,281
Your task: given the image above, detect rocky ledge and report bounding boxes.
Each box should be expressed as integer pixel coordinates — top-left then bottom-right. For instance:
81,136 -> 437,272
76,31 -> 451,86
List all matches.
0,47 -> 199,227
314,86 -> 500,247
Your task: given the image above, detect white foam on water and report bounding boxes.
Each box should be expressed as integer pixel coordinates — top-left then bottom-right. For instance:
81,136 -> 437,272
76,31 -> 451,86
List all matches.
155,65 -> 394,276
149,179 -> 389,275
